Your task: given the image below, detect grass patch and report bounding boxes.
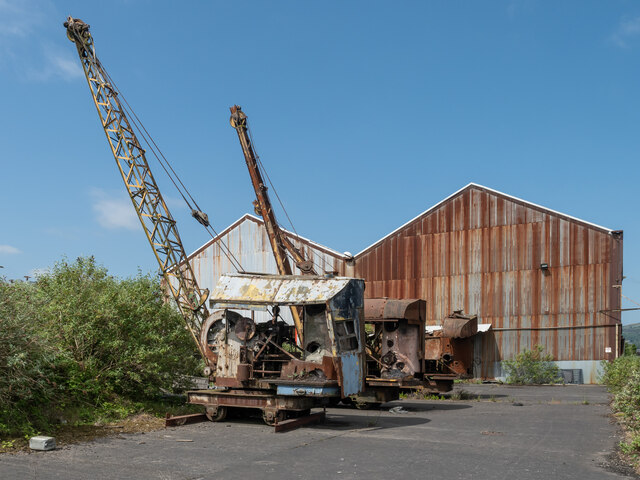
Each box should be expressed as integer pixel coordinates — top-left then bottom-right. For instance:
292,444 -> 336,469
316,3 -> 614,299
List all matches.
449,389 -> 476,401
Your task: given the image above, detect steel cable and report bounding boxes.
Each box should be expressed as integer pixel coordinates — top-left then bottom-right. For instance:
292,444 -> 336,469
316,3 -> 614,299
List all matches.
95,59 -> 244,272
245,126 -> 328,273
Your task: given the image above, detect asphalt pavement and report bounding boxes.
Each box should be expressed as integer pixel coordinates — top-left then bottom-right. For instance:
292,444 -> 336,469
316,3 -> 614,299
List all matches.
0,384 -> 635,480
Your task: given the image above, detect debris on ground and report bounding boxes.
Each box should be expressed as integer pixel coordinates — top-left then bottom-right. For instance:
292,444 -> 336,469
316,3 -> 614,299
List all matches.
29,436 -> 56,451
389,406 -> 409,414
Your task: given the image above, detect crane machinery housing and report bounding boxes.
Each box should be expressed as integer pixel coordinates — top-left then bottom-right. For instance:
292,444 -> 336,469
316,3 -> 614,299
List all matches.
64,16 -> 367,428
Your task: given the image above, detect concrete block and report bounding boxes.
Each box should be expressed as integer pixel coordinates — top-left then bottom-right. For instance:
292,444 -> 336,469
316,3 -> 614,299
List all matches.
29,436 -> 56,451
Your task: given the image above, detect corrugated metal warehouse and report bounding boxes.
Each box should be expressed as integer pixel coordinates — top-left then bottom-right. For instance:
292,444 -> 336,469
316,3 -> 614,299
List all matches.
188,183 -> 623,383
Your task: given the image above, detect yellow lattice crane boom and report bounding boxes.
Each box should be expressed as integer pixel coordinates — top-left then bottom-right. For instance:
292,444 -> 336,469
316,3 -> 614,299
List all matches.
64,17 -> 211,365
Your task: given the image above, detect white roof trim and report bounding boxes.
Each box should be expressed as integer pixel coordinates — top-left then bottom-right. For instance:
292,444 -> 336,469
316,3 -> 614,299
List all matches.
190,213 -> 348,261
355,182 -> 614,258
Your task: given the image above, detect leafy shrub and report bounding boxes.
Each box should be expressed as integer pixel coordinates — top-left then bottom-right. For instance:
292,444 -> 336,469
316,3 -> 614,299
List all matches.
37,257 -> 200,403
602,355 -> 640,458
0,281 -> 58,435
0,256 -> 201,436
613,370 -> 640,431
600,355 -> 640,395
502,345 -> 561,385
624,342 -> 637,356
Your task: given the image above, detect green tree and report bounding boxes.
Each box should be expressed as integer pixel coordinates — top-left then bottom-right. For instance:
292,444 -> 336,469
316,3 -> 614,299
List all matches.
601,355 -> 640,456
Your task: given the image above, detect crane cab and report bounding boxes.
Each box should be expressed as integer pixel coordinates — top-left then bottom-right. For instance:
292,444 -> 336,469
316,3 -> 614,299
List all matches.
188,273 -> 366,425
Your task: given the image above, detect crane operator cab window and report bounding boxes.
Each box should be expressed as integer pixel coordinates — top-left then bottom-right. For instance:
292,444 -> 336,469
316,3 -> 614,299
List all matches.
334,318 -> 359,352
302,304 -> 359,358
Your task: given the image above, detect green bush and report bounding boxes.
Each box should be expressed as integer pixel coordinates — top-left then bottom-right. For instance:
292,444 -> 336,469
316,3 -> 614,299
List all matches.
37,257 -> 201,403
624,342 -> 637,356
502,345 -> 561,385
0,281 -> 58,435
601,355 -> 640,457
613,370 -> 640,431
0,256 -> 201,437
600,355 -> 640,395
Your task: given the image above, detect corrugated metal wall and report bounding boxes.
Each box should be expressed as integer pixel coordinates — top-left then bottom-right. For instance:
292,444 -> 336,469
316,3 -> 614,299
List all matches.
353,185 -> 623,381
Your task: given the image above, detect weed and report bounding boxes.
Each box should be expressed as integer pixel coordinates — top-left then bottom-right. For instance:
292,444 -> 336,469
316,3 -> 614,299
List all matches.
422,393 -> 444,401
1,439 -> 15,449
449,390 -> 476,401
620,435 -> 640,455
454,378 -> 483,385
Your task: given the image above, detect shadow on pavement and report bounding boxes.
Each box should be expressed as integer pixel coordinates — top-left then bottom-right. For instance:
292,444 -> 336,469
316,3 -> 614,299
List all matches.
313,413 -> 431,431
389,401 -> 474,411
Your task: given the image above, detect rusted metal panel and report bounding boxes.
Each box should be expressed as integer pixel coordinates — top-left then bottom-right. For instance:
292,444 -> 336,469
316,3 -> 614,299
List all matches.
443,312 -> 478,338
354,185 -> 622,379
364,298 -> 426,323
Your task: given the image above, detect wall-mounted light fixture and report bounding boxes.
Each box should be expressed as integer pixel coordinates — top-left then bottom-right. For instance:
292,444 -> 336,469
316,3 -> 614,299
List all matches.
540,263 -> 549,271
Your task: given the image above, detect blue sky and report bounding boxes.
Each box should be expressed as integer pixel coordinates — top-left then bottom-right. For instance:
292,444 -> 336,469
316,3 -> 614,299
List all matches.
1,1 -> 639,323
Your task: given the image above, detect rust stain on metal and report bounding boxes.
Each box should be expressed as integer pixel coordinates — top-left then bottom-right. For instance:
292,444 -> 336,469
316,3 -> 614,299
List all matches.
210,273 -> 356,307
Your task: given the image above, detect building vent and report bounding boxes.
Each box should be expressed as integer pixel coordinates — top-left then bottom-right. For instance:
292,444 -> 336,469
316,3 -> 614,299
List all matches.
560,369 -> 583,384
